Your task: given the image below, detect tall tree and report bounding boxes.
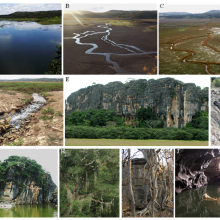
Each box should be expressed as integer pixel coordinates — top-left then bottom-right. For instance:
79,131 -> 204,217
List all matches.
60,149 -> 119,217
128,149 -> 136,217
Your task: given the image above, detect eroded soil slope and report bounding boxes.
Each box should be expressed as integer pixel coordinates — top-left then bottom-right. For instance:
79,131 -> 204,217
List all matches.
0,91 -> 63,146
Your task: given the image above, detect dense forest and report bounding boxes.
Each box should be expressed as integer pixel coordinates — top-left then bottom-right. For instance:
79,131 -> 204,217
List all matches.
60,149 -> 119,217
0,156 -> 51,193
0,10 -> 61,25
0,10 -> 61,19
74,10 -> 157,19
65,107 -> 208,141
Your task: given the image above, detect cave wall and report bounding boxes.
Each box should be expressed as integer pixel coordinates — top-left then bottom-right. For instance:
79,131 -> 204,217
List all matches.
205,157 -> 220,183
66,78 -> 208,128
175,149 -> 220,194
0,168 -> 56,204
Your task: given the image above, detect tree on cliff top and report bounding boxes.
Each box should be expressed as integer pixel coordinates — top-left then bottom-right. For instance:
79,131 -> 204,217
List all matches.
60,149 -> 119,217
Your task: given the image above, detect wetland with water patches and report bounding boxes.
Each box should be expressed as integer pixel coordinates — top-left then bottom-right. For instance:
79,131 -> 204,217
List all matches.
160,19 -> 220,74
64,19 -> 157,74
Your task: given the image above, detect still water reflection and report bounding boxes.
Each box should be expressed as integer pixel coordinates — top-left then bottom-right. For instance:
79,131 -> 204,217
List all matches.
0,20 -> 61,74
0,203 -> 57,217
176,184 -> 220,217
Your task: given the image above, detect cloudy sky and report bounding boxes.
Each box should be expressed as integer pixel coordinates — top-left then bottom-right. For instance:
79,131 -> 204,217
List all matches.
64,75 -> 210,100
0,149 -> 58,185
0,4 -> 61,15
160,5 -> 220,14
64,4 -> 156,12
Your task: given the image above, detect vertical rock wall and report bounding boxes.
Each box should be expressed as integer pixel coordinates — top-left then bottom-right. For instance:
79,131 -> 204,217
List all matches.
67,78 -> 208,128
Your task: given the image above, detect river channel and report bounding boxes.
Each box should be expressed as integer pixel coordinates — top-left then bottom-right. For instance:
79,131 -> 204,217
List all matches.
71,23 -> 157,74
176,184 -> 220,217
0,203 -> 57,217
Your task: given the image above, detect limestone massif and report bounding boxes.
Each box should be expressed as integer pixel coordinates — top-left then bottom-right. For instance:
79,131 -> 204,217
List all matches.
0,167 -> 56,204
175,149 -> 220,194
66,78 -> 208,128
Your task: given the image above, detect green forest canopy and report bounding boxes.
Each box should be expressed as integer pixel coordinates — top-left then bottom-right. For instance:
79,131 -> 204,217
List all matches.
60,149 -> 119,217
65,108 -> 208,141
0,155 -> 50,192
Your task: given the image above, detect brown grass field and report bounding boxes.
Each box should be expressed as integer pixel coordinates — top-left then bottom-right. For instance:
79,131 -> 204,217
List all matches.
65,138 -> 208,146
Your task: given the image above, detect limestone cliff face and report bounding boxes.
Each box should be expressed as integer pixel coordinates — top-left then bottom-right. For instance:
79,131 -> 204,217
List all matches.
0,168 -> 56,204
66,78 -> 208,128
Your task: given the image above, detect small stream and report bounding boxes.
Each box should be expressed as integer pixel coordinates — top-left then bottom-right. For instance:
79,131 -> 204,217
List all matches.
9,93 -> 46,129
71,23 -> 157,74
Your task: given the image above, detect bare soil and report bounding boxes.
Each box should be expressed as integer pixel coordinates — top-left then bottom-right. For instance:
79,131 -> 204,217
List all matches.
0,90 -> 27,114
64,22 -> 157,74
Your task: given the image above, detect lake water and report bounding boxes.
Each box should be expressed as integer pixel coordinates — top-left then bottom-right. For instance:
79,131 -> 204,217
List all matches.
0,20 -> 61,74
176,184 -> 220,217
0,203 -> 57,217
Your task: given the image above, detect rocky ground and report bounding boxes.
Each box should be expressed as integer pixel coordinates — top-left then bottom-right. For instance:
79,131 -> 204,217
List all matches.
211,88 -> 220,145
0,90 -> 63,146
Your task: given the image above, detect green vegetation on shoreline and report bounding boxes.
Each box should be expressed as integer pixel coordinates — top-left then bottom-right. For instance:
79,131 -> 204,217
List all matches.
0,17 -> 61,25
0,10 -> 61,25
0,81 -> 63,94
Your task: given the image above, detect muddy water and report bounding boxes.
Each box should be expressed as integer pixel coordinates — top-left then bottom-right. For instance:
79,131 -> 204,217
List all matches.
72,23 -> 157,74
176,184 -> 220,217
9,93 -> 46,129
0,203 -> 57,217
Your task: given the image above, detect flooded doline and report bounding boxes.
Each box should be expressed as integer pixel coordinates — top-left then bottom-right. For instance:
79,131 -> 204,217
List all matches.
9,93 -> 46,129
72,23 -> 157,74
0,203 -> 57,218
0,20 -> 61,74
176,184 -> 220,217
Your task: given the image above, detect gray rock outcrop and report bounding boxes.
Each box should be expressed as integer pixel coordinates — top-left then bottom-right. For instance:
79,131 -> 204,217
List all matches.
0,167 -> 56,204
66,78 -> 208,128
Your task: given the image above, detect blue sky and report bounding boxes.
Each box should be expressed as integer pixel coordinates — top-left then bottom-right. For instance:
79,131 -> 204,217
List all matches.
0,3 -> 61,15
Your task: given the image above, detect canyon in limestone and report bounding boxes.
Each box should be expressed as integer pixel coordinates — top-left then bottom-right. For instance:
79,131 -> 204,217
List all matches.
66,78 -> 208,127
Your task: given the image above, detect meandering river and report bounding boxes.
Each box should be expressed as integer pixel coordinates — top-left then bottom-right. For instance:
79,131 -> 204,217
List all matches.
67,23 -> 156,74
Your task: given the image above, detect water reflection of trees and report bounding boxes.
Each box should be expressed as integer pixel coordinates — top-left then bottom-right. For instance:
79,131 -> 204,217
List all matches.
176,186 -> 218,217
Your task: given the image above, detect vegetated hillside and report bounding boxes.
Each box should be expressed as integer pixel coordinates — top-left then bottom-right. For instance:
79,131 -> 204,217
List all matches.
0,78 -> 63,82
66,78 -> 208,128
0,10 -> 61,19
0,156 -> 57,204
159,12 -> 191,17
161,10 -> 220,19
72,10 -> 157,19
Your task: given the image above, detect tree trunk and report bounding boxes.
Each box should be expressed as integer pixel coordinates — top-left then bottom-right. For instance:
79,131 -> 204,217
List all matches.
128,149 -> 135,217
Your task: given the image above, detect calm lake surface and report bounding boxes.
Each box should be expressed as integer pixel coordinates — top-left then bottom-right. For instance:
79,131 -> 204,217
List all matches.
0,20 -> 61,74
176,184 -> 220,217
0,203 -> 57,217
